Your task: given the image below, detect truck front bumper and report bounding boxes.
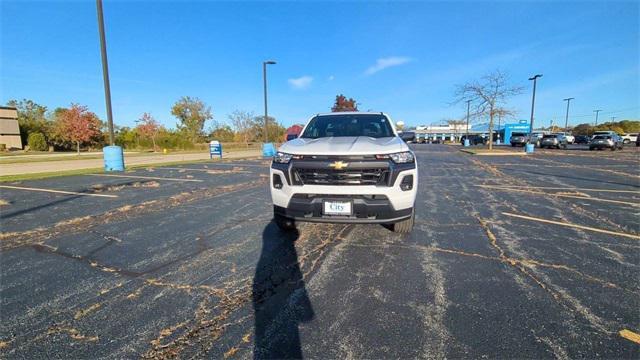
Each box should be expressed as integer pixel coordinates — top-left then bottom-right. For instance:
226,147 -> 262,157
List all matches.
270,161 -> 417,224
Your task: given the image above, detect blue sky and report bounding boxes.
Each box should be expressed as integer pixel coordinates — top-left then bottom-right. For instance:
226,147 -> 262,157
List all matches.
1,1 -> 638,130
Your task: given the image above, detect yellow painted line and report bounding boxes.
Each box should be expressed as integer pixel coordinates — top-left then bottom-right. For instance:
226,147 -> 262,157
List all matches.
502,212 -> 640,240
477,185 -> 640,207
87,174 -> 203,182
619,329 -> 640,344
0,185 -> 118,198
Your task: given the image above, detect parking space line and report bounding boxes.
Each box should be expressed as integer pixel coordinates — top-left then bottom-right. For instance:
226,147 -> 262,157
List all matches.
502,212 -> 640,240
0,185 -> 118,198
477,185 -> 640,207
619,329 -> 640,344
478,185 -> 640,194
87,174 -> 203,182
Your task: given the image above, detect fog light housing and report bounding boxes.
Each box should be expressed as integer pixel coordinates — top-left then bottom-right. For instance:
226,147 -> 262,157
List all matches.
273,174 -> 283,189
400,175 -> 413,191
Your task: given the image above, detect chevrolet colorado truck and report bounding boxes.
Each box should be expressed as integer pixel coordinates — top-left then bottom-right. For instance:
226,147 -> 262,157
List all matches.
270,112 -> 418,233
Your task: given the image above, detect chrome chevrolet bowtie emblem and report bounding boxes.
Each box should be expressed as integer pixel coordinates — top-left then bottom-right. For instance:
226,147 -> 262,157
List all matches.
329,161 -> 349,170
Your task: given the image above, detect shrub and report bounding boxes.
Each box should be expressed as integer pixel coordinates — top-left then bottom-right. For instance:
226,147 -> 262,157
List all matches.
27,132 -> 48,151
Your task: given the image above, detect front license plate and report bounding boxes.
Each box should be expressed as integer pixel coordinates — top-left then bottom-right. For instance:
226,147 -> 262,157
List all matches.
323,201 -> 352,215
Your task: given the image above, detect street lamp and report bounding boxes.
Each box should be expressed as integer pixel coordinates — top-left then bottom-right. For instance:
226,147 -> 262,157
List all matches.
528,74 -> 542,143
465,99 -> 471,143
96,0 -> 114,145
593,109 -> 602,126
563,97 -> 574,131
263,60 -> 276,143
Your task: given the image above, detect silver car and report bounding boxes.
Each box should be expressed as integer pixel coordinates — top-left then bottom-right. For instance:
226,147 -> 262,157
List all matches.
589,135 -> 624,151
540,134 -> 568,149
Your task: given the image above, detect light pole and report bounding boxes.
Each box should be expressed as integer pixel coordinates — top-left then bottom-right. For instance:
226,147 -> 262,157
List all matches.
528,74 -> 542,143
96,0 -> 114,145
263,60 -> 276,143
465,99 -> 471,138
593,109 -> 602,126
563,97 -> 574,131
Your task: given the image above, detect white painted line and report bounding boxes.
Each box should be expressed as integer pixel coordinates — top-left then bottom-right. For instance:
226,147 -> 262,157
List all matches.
477,184 -> 640,194
0,185 -> 118,198
476,185 -> 640,207
87,174 -> 203,182
502,212 -> 640,240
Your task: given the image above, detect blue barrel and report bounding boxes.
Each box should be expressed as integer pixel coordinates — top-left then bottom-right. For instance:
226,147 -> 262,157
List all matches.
103,146 -> 125,171
525,143 -> 535,154
262,143 -> 276,157
463,139 -> 470,147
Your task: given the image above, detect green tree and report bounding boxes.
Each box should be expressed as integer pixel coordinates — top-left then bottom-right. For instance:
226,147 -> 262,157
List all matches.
27,132 -> 48,151
208,124 -> 236,142
171,96 -> 212,143
6,99 -> 49,145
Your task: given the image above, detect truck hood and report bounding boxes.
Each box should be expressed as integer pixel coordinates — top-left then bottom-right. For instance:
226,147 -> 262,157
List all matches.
279,136 -> 408,155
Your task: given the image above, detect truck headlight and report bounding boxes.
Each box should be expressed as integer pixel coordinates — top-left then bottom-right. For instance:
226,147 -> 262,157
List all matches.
273,152 -> 294,164
388,151 -> 415,164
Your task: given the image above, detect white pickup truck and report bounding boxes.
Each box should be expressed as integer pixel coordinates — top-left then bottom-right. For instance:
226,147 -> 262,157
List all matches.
270,112 -> 418,233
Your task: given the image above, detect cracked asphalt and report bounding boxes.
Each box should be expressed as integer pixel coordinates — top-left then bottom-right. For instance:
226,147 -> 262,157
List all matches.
1,145 -> 639,359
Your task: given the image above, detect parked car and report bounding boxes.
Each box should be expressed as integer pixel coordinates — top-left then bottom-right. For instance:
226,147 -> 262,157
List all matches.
540,134 -> 568,149
574,135 -> 591,144
460,134 -> 486,145
620,133 -> 638,144
510,132 -> 528,147
553,132 -> 575,144
589,135 -> 624,151
591,130 -> 618,139
529,132 -> 545,147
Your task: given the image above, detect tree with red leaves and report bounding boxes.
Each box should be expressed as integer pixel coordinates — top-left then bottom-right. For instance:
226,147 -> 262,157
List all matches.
331,94 -> 358,112
136,112 -> 161,151
54,104 -> 101,154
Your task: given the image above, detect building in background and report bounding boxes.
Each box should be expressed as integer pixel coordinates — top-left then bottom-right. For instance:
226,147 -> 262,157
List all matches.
0,106 -> 22,149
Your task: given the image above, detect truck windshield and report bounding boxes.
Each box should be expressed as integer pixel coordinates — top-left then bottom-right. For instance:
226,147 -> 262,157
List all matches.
301,114 -> 395,139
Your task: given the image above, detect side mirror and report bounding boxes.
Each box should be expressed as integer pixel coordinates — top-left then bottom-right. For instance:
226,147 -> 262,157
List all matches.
400,132 -> 415,142
286,134 -> 298,141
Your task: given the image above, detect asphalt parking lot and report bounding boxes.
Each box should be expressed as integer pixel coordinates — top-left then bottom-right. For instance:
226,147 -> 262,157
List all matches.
1,145 -> 639,358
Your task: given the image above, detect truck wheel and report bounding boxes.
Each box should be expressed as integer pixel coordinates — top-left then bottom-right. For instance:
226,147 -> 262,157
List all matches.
274,214 -> 296,231
392,211 -> 414,233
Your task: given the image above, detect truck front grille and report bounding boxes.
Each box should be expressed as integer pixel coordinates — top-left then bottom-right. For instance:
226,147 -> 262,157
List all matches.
294,168 -> 388,186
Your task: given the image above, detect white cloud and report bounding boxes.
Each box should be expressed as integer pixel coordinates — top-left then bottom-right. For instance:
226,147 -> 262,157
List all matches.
288,75 -> 313,89
364,57 -> 413,75
328,75 -> 335,81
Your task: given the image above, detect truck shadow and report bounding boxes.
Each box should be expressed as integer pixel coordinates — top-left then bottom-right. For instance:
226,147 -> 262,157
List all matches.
252,222 -> 314,359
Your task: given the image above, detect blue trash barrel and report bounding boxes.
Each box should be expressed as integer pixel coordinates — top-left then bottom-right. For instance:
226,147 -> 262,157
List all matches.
103,146 -> 125,171
525,143 -> 535,154
262,143 -> 276,157
463,139 -> 470,147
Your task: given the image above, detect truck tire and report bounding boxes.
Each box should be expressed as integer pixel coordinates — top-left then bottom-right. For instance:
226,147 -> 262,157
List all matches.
274,214 -> 296,231
392,211 -> 414,233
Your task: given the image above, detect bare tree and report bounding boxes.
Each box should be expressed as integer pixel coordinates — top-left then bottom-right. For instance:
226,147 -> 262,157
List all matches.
454,70 -> 523,150
228,110 -> 255,148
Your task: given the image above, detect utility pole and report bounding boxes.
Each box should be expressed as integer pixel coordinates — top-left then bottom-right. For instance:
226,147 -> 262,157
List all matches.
465,99 -> 471,139
563,97 -> 574,131
96,0 -> 114,145
528,74 -> 542,143
611,116 -> 616,122
262,60 -> 276,143
593,109 -> 602,126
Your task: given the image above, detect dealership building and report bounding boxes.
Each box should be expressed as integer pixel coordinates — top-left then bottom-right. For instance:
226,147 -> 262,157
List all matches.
415,120 -> 532,143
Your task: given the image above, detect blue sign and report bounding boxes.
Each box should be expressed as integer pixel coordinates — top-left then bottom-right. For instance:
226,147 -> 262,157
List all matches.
209,141 -> 222,159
